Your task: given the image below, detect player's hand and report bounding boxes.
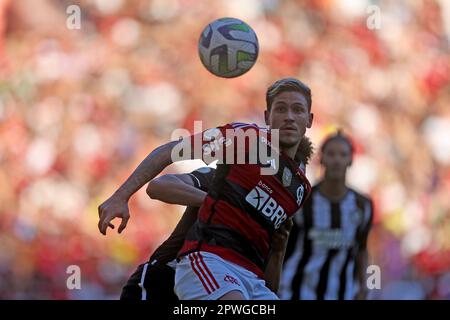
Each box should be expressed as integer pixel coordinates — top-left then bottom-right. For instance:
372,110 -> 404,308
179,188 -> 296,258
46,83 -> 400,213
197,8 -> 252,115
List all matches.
271,218 -> 293,252
98,194 -> 130,235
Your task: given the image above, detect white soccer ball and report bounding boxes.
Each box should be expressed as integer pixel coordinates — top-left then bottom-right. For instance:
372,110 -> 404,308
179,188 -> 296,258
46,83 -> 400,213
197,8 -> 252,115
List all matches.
198,17 -> 259,78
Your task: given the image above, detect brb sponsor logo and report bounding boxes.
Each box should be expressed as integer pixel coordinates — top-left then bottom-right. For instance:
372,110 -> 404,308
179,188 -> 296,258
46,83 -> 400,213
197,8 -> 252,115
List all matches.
245,182 -> 287,229
224,274 -> 240,286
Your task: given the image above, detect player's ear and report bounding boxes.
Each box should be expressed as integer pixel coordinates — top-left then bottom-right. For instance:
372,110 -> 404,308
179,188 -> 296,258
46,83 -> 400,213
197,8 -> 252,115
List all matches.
307,112 -> 314,129
264,110 -> 270,126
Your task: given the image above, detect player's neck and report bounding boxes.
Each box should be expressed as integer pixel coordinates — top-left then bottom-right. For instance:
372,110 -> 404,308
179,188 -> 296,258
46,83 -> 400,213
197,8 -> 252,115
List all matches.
279,142 -> 300,160
319,179 -> 348,202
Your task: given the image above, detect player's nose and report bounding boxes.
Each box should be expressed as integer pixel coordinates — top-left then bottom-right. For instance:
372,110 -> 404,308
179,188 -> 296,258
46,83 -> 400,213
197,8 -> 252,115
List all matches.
285,108 -> 295,121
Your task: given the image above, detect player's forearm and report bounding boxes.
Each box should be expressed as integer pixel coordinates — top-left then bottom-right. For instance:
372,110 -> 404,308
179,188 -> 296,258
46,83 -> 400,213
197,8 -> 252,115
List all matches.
264,218 -> 293,293
264,250 -> 285,294
147,176 -> 207,207
113,141 -> 179,200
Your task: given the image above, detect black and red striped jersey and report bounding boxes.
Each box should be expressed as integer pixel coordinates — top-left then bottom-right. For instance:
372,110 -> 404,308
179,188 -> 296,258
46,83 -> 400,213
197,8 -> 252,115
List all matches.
178,122 -> 312,278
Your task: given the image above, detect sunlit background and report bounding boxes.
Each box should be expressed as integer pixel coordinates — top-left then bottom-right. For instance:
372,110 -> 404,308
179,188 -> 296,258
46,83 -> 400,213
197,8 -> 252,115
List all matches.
0,0 -> 449,299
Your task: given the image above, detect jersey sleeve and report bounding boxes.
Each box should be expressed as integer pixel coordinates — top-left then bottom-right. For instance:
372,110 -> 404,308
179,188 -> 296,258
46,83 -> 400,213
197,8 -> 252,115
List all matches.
357,198 -> 374,250
187,167 -> 215,192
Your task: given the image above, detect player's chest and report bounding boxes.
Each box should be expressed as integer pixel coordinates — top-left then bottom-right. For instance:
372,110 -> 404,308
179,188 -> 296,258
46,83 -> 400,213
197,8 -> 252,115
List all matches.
228,162 -> 309,217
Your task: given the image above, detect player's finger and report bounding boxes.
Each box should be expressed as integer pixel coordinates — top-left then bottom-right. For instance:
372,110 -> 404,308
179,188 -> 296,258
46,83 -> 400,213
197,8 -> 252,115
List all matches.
100,221 -> 107,235
98,215 -> 105,234
118,215 -> 129,234
100,215 -> 113,235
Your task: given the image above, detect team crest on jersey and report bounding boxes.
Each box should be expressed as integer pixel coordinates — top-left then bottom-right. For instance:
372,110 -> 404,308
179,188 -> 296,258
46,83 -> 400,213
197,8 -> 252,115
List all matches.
296,185 -> 305,206
282,167 -> 292,187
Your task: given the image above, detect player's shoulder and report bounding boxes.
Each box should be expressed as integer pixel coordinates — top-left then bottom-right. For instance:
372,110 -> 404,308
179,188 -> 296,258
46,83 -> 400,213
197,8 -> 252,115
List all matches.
189,166 -> 216,190
349,188 -> 373,206
190,166 -> 215,175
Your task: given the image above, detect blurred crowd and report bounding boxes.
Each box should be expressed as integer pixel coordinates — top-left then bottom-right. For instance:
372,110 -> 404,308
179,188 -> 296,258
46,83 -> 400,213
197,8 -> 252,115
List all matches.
0,0 -> 449,299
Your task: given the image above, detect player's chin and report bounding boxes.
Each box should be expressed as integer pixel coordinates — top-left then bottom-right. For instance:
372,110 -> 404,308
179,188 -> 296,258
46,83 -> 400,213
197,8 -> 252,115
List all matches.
328,171 -> 345,180
279,136 -> 301,149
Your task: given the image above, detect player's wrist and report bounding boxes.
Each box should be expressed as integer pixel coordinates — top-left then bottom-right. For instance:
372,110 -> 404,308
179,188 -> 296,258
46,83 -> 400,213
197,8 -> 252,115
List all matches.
113,189 -> 132,202
270,246 -> 287,255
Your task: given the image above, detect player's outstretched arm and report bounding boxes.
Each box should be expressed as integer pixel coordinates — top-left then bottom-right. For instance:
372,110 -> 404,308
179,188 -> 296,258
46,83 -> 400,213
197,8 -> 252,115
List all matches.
146,173 -> 207,207
264,218 -> 293,293
98,139 -> 188,235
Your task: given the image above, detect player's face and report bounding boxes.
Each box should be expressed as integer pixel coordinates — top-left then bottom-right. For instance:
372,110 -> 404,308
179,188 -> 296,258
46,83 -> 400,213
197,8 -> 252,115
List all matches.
321,139 -> 352,180
265,91 -> 313,149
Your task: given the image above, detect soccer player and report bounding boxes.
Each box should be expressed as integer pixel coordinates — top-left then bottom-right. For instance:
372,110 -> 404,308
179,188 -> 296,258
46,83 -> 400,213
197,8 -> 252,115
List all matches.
98,78 -> 314,300
279,131 -> 374,300
120,136 -> 313,301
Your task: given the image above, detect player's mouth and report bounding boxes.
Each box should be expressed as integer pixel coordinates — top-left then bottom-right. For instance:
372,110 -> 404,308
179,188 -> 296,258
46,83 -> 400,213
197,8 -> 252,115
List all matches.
280,126 -> 298,133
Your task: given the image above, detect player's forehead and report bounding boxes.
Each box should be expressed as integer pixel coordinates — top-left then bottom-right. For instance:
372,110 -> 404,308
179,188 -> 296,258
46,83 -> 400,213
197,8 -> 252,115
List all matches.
272,90 -> 308,106
323,138 -> 352,153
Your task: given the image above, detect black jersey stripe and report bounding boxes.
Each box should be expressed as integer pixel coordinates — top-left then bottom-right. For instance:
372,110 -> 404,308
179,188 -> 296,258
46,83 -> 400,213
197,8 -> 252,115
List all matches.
338,248 -> 353,299
290,190 -> 314,300
316,201 -> 341,299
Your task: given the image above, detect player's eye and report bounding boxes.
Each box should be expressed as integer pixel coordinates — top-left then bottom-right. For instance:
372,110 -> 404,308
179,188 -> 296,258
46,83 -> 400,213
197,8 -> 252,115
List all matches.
275,105 -> 287,112
293,104 -> 307,113
292,105 -> 302,113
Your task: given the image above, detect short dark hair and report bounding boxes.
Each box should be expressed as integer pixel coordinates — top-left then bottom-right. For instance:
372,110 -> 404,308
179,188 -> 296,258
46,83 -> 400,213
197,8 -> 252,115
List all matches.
320,129 -> 354,155
266,78 -> 312,112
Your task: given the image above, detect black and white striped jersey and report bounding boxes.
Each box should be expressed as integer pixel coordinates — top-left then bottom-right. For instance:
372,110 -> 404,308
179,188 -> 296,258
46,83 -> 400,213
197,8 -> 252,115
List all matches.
279,183 -> 373,300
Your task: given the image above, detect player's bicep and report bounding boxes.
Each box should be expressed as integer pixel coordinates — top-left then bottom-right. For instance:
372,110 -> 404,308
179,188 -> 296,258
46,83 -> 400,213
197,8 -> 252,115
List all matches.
147,173 -> 194,193
169,173 -> 197,187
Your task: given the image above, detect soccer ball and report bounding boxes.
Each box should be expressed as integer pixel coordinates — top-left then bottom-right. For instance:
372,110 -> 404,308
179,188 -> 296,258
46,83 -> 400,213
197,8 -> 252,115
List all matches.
198,17 -> 259,78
